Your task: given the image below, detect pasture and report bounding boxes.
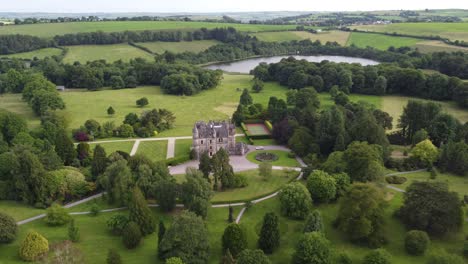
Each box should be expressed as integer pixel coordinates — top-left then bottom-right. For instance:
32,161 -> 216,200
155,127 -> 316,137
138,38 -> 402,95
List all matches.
346,32 -> 421,50
0,48 -> 62,60
0,21 -> 301,38
63,44 -> 154,63
351,22 -> 468,42
252,30 -> 350,45
136,40 -> 219,54
414,40 -> 468,53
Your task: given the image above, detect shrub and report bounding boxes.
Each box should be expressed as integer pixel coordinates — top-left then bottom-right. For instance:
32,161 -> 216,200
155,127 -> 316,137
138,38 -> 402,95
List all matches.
107,249 -> 122,264
122,221 -> 142,249
237,249 -> 271,264
90,203 -> 100,216
136,97 -> 149,107
404,230 -> 430,256
335,253 -> 352,264
363,249 -> 391,264
68,219 -> 80,242
222,224 -> 247,257
19,231 -> 49,261
292,232 -> 331,264
427,250 -> 465,264
385,175 -> 407,184
306,170 -> 337,203
166,257 -> 184,264
107,214 -> 130,235
303,210 -> 324,233
234,174 -> 249,188
44,204 -> 71,226
278,182 -> 312,219
0,212 -> 17,243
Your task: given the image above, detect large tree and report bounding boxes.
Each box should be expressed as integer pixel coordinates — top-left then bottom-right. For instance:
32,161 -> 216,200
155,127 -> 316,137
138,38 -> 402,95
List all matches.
91,145 -> 108,179
343,141 -> 385,182
158,211 -> 210,264
278,182 -> 312,220
181,168 -> 213,218
128,187 -> 155,236
239,88 -> 253,106
292,232 -> 332,264
222,223 -> 248,257
306,170 -> 336,203
211,148 -> 235,190
98,158 -> 133,206
398,181 -> 463,237
54,129 -> 76,166
258,212 -> 280,254
335,183 -> 387,248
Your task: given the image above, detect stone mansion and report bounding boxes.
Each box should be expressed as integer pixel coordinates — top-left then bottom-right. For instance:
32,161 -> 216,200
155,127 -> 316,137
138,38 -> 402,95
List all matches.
192,120 -> 248,159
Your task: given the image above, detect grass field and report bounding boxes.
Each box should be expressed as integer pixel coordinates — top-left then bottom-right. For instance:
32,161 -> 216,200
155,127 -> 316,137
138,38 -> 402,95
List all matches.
346,32 -> 421,50
63,44 -> 154,63
0,48 -> 62,60
90,141 -> 135,155
0,75 -> 384,137
351,22 -> 468,42
135,140 -> 168,161
212,169 -> 298,203
414,40 -> 468,53
253,30 -> 350,45
0,21 -> 302,38
0,201 -> 45,222
246,150 -> 300,167
382,95 -> 468,130
174,139 -> 192,158
136,40 -> 219,54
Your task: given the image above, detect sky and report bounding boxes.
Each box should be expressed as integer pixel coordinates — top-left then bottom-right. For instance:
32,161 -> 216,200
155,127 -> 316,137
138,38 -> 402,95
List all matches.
0,0 -> 467,13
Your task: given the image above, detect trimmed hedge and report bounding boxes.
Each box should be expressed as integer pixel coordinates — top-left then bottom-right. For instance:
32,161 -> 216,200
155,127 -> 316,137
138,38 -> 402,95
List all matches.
244,119 -> 264,124
385,175 -> 407,185
165,155 -> 191,166
249,134 -> 272,140
264,120 -> 273,132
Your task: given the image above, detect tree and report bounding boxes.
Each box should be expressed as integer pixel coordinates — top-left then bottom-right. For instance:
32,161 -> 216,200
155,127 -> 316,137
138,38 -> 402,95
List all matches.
55,129 -> 76,166
99,159 -> 133,206
107,106 -> 115,116
129,187 -> 155,236
240,88 -> 253,105
154,180 -> 178,212
398,100 -> 441,141
331,172 -> 351,198
398,181 -> 463,237
237,249 -> 271,264
122,221 -> 142,249
211,148 -> 235,189
158,211 -> 210,264
76,142 -> 91,165
258,162 -> 272,180
91,144 -> 107,179
335,183 -> 387,247
19,231 -> 49,261
427,250 -> 465,264
303,210 -> 324,233
30,89 -> 66,116
107,249 -> 122,264
343,141 -> 384,182
292,232 -> 332,264
439,140 -> 468,176
110,75 -> 125,89
288,127 -> 315,157
68,219 -> 80,242
44,204 -> 71,226
404,230 -> 430,256
306,170 -> 337,203
412,129 -> 428,145
221,249 -> 236,264
258,212 -> 280,254
278,182 -> 312,219
410,139 -> 439,167
428,113 -> 460,146
158,220 -> 166,244
374,76 -> 387,95
228,206 -> 234,223
252,78 -> 264,93
222,223 -> 248,257
198,152 -> 212,180
0,212 -> 17,244
363,249 -> 391,264
166,257 -> 184,264
136,97 -> 149,107
106,214 -> 129,235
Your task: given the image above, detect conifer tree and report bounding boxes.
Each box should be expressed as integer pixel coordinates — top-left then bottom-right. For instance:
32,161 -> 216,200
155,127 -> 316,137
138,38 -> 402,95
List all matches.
91,144 -> 107,179
198,151 -> 212,180
239,88 -> 253,105
128,187 -> 155,236
222,223 -> 248,257
68,219 -> 80,242
303,210 -> 324,233
258,212 -> 280,254
55,129 -> 76,165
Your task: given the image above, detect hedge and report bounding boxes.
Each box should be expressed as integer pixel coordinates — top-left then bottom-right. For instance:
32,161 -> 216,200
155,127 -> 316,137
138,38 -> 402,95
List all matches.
264,120 -> 273,132
249,134 -> 272,140
243,119 -> 265,124
165,155 -> 191,166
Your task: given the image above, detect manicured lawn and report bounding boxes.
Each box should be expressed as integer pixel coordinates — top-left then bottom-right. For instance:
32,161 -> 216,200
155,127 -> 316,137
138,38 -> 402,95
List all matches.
388,171 -> 468,197
90,140 -> 135,155
0,48 -> 62,60
252,30 -> 350,45
351,22 -> 468,42
246,150 -> 300,167
382,95 -> 468,131
174,139 -> 192,158
136,140 -> 168,161
346,32 -> 421,50
0,201 -> 45,222
0,21 -> 302,38
212,169 -> 299,203
63,44 -> 154,64
136,40 -> 219,54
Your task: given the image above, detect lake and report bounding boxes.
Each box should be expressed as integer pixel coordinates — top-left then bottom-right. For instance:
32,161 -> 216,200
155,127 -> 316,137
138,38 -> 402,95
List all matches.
204,55 -> 379,73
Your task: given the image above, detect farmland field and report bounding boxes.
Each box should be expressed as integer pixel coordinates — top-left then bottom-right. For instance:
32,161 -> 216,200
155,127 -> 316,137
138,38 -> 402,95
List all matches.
253,30 -> 350,45
414,40 -> 468,53
0,47 -> 62,60
351,22 -> 468,42
136,40 -> 220,54
63,44 -> 154,63
0,21 -> 302,38
346,32 -> 421,50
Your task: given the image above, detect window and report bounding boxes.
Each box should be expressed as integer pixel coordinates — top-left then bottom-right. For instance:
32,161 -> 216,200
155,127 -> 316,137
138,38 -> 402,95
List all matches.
210,140 -> 212,144
201,140 -> 204,144
218,138 -> 222,143
209,152 -> 213,156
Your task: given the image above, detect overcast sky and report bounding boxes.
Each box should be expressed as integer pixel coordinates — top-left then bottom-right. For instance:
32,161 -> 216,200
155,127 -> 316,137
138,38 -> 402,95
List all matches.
1,0 -> 467,13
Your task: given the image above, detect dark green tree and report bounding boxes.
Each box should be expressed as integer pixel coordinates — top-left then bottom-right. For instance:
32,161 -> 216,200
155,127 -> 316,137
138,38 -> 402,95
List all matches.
106,249 -> 122,264
292,232 -> 332,264
258,212 -> 280,254
222,223 -> 248,257
198,151 -> 212,180
237,249 -> 271,264
306,170 -> 336,203
278,182 -> 312,220
107,106 -> 115,116
0,212 -> 17,244
303,210 -> 324,233
154,180 -> 178,212
129,187 -> 155,236
343,141 -> 384,182
55,129 -> 76,166
404,230 -> 430,256
252,78 -> 264,93
136,97 -> 149,107
363,249 -> 391,264
91,144 -> 108,179
122,221 -> 142,249
240,88 -> 253,106
68,219 -> 80,242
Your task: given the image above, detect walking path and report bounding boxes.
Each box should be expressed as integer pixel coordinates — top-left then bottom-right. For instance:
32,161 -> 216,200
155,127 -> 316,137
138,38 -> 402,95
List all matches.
166,138 -> 176,159
129,140 -> 141,156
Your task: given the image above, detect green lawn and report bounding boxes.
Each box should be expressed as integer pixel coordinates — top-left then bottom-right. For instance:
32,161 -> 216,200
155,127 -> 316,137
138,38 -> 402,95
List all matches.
351,22 -> 468,42
246,150 -> 300,167
346,32 -> 421,50
388,171 -> 468,197
414,40 -> 468,53
0,201 -> 45,222
0,95 -> 40,129
0,48 -> 62,60
253,30 -> 350,45
136,40 -> 219,54
136,140 -> 168,161
63,44 -> 154,64
212,169 -> 298,203
0,21 -> 302,38
174,139 -> 192,158
90,141 -> 135,155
